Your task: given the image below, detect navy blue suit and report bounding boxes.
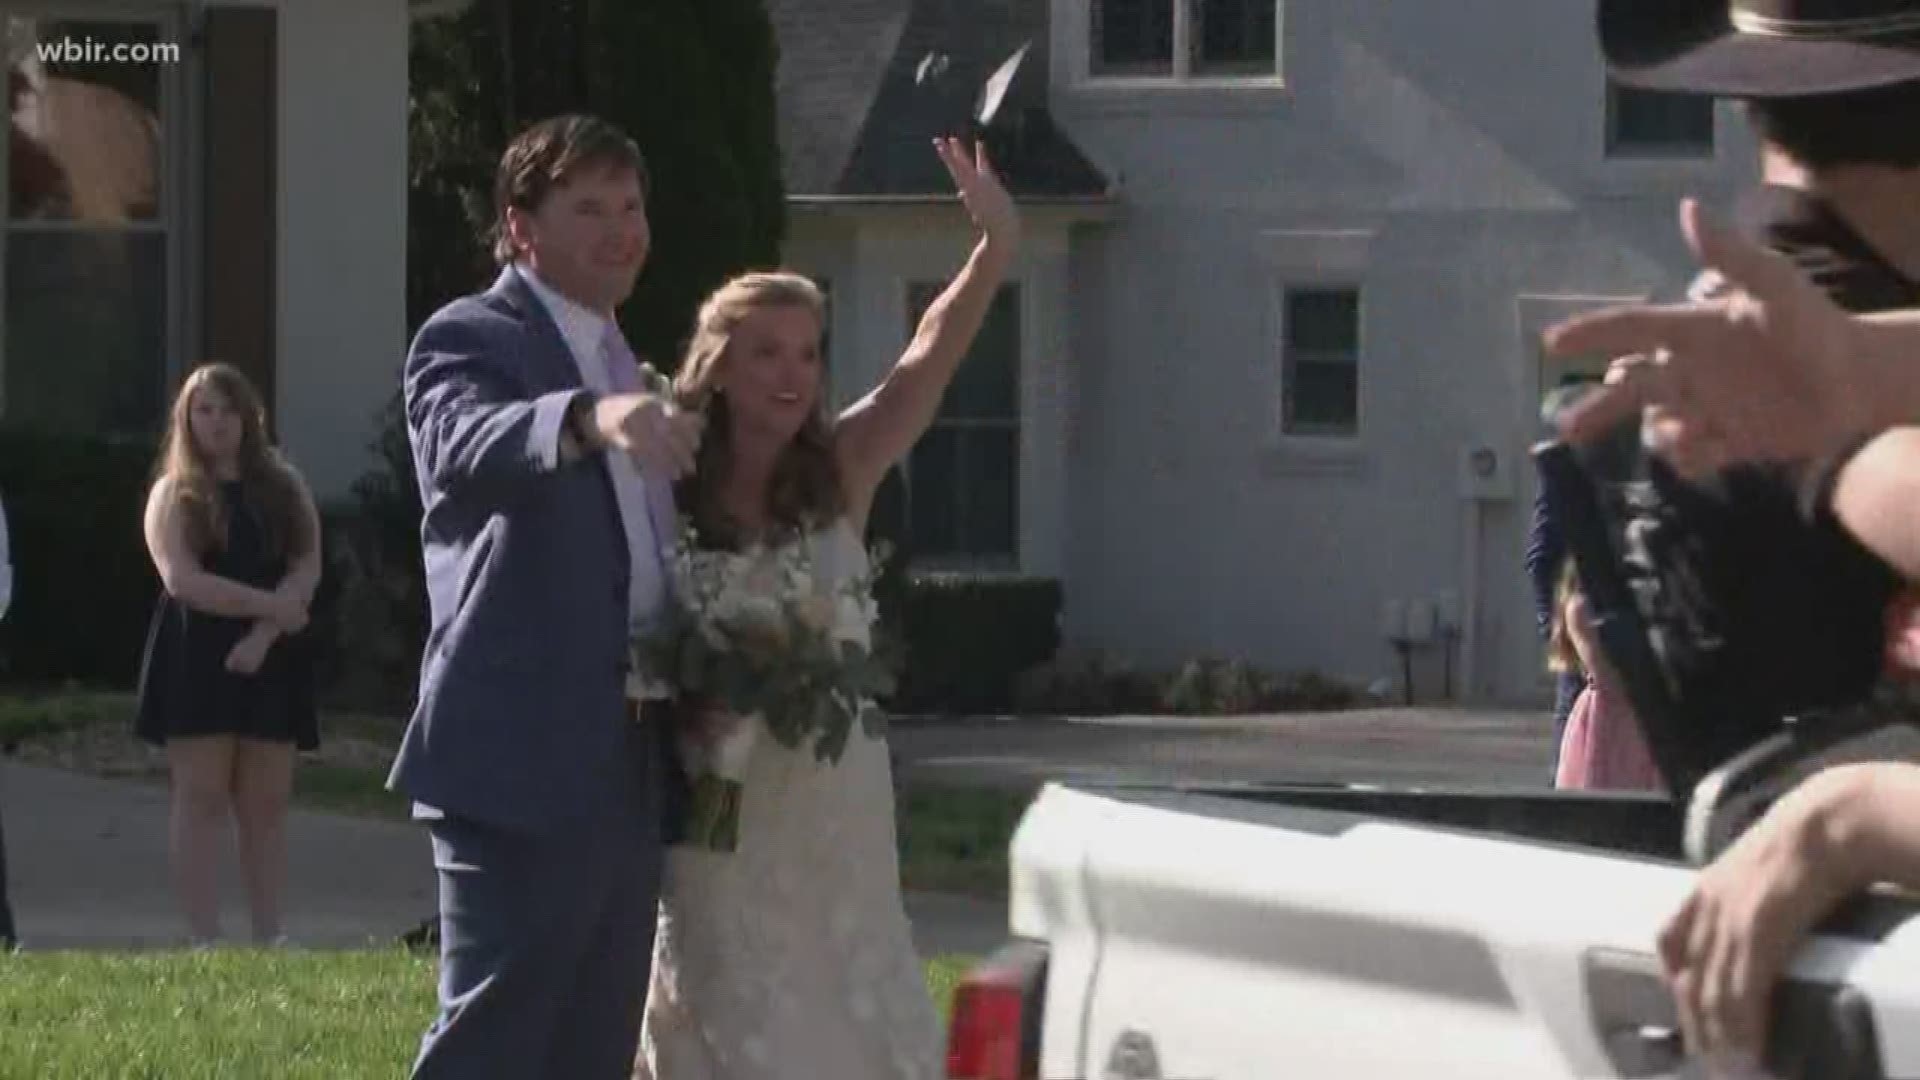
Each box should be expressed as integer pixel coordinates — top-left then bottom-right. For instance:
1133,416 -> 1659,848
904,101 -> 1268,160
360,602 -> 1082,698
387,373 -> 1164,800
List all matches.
1526,483 -> 1583,769
389,266 -> 674,1079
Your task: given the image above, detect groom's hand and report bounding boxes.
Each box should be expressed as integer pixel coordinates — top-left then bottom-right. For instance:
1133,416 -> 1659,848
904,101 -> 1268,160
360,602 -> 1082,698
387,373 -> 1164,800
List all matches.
588,392 -> 704,480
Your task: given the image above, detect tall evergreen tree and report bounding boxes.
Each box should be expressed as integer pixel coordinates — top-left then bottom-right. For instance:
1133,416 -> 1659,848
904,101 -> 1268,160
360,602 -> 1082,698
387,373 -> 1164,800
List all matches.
406,0 -> 786,364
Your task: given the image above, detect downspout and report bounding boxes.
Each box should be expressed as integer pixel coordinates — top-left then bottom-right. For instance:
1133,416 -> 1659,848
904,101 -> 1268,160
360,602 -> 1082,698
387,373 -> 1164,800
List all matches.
1461,497 -> 1482,700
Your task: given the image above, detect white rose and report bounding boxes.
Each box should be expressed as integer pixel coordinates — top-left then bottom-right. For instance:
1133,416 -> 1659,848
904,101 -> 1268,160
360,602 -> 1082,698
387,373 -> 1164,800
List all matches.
796,594 -> 836,635
731,595 -> 784,636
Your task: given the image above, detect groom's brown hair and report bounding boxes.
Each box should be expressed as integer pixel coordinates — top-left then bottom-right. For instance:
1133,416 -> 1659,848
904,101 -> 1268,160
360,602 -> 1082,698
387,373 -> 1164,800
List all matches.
489,114 -> 650,265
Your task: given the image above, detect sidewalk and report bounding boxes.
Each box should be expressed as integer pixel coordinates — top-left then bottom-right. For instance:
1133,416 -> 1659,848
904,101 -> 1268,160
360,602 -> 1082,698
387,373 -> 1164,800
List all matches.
890,705 -> 1557,789
0,760 -> 1005,957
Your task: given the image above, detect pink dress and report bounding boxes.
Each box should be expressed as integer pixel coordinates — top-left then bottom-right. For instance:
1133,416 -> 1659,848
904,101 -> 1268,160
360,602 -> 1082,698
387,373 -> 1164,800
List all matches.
1554,679 -> 1664,791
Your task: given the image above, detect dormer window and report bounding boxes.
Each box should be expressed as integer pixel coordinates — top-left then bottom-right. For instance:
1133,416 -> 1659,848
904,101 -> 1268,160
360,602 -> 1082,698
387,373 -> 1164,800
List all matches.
1087,0 -> 1280,82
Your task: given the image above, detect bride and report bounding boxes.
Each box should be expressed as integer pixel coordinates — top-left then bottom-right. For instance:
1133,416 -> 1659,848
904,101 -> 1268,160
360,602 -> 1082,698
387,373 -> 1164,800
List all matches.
634,136 -> 1020,1079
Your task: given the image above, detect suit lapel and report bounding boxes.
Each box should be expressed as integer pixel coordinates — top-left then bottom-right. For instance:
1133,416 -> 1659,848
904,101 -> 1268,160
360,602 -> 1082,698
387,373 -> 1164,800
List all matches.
485,265 -> 632,578
486,266 -> 582,393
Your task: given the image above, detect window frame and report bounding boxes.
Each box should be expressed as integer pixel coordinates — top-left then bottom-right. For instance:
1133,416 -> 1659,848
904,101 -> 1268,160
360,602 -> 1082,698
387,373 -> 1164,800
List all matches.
1278,284 -> 1362,441
897,277 -> 1025,571
1603,78 -> 1717,161
1258,227 -> 1374,476
0,1 -> 192,432
1074,0 -> 1286,91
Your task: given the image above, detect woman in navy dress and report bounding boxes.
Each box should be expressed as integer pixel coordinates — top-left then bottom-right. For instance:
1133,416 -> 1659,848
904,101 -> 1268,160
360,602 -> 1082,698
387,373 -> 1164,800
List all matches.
135,362 -> 321,946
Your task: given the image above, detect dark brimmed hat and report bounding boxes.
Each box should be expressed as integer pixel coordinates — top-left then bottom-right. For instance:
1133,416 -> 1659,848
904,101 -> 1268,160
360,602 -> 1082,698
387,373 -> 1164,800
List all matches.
1600,0 -> 1920,97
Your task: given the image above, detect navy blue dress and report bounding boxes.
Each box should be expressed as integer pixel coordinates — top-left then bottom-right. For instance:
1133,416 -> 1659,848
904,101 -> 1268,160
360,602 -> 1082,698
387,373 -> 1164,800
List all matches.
134,480 -> 318,750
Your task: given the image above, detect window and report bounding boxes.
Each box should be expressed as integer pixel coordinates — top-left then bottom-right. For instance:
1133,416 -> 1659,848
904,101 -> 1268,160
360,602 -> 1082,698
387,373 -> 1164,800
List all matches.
902,281 -> 1020,566
1090,0 -> 1278,80
2,13 -> 177,434
1606,80 -> 1714,158
1281,287 -> 1359,438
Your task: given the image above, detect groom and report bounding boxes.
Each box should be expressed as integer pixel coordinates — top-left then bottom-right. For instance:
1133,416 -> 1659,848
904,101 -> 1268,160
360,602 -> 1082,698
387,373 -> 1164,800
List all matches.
390,114 -> 701,1079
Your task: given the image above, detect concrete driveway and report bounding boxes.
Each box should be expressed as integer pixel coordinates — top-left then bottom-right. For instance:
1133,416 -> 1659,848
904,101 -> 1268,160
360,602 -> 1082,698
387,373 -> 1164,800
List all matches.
0,760 -> 1004,957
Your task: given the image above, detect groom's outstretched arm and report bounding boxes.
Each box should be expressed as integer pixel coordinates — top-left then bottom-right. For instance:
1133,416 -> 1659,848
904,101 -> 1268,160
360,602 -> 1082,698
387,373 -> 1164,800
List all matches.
404,312 -> 589,505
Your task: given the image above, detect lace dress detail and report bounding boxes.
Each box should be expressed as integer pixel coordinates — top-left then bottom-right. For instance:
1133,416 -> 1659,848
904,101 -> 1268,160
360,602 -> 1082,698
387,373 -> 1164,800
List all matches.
634,520 -> 943,1080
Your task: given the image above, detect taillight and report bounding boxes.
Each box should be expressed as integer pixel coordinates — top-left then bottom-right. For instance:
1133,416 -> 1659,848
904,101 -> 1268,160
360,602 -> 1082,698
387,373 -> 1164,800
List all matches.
946,942 -> 1046,1080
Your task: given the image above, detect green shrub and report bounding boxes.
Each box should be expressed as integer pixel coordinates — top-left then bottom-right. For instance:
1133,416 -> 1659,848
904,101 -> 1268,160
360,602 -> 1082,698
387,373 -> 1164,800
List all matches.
313,392 -> 425,714
1014,653 -> 1370,716
892,574 -> 1062,714
0,429 -> 159,686
1010,652 -> 1161,715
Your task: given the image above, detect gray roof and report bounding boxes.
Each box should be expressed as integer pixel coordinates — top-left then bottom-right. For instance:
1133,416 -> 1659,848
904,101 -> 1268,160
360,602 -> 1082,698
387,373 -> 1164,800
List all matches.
768,0 -> 1111,200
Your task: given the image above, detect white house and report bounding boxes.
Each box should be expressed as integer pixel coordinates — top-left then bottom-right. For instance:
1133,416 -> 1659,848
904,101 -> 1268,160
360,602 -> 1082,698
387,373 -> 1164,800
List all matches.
6,0 -> 1764,706
2,0 -> 422,499
771,0 -> 1763,705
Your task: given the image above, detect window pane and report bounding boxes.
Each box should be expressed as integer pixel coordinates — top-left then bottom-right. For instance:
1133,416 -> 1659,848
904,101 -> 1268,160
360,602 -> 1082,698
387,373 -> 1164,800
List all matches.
6,17 -> 167,222
1093,0 -> 1173,75
961,427 -> 1018,561
908,281 -> 1020,420
1286,288 -> 1359,351
909,425 -> 960,557
1285,357 -> 1357,435
1194,0 -> 1275,75
945,286 -> 1019,420
1607,83 -> 1714,157
3,229 -> 168,434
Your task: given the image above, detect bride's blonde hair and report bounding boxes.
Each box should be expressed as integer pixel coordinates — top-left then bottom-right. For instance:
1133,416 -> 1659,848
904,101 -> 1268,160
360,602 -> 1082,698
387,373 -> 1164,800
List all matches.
672,270 -> 845,549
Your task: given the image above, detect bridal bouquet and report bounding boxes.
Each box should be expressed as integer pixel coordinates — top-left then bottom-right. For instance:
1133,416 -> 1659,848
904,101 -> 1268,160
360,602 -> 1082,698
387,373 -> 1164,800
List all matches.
635,521 -> 900,852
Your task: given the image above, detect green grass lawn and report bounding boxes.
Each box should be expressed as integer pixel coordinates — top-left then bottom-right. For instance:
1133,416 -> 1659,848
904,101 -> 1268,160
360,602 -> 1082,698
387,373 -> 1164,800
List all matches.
0,949 -> 976,1078
0,688 -> 130,748
896,782 -> 1032,897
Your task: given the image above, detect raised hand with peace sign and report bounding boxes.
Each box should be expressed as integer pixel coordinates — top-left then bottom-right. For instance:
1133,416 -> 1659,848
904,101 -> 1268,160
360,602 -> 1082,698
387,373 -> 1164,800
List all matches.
1544,199 -> 1920,476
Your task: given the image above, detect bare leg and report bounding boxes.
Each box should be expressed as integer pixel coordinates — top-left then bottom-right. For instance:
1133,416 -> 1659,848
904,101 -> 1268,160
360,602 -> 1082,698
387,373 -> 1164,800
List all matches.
167,736 -> 238,943
232,738 -> 295,944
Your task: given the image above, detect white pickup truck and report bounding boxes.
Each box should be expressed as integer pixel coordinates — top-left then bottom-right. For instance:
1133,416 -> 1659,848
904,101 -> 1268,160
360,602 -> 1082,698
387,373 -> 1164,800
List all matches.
943,444 -> 1920,1079
948,777 -> 1920,1079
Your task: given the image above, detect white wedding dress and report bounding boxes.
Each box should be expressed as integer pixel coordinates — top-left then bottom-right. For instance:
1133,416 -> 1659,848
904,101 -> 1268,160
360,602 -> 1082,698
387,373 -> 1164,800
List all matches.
634,518 -> 944,1080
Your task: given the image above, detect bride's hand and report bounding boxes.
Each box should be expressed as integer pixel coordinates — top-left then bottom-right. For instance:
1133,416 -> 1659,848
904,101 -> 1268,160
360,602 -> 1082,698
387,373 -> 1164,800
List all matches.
935,136 -> 1019,257
683,702 -> 740,748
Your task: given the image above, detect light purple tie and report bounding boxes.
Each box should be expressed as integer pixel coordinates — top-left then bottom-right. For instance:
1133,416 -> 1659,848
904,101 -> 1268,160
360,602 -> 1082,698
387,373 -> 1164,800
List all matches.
599,324 -> 677,593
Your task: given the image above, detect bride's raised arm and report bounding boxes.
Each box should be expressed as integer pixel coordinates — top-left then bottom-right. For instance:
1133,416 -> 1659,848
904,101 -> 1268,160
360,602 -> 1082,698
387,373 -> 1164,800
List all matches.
834,137 -> 1022,520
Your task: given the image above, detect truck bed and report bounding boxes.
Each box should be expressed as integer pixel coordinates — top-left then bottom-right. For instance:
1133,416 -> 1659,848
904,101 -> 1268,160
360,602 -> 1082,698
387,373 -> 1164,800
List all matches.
1108,780 -> 1686,860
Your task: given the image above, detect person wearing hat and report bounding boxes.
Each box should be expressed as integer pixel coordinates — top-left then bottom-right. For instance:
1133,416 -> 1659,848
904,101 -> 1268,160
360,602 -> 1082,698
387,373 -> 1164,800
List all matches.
1592,0 -> 1920,767
1533,1 -> 1920,782
1602,0 -> 1920,305
1592,0 -> 1920,1067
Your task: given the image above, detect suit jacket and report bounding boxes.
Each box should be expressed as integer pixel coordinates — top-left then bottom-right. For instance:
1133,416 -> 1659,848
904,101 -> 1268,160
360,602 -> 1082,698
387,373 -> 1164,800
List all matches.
387,265 -> 676,834
1524,486 -> 1562,643
0,493 -> 11,622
